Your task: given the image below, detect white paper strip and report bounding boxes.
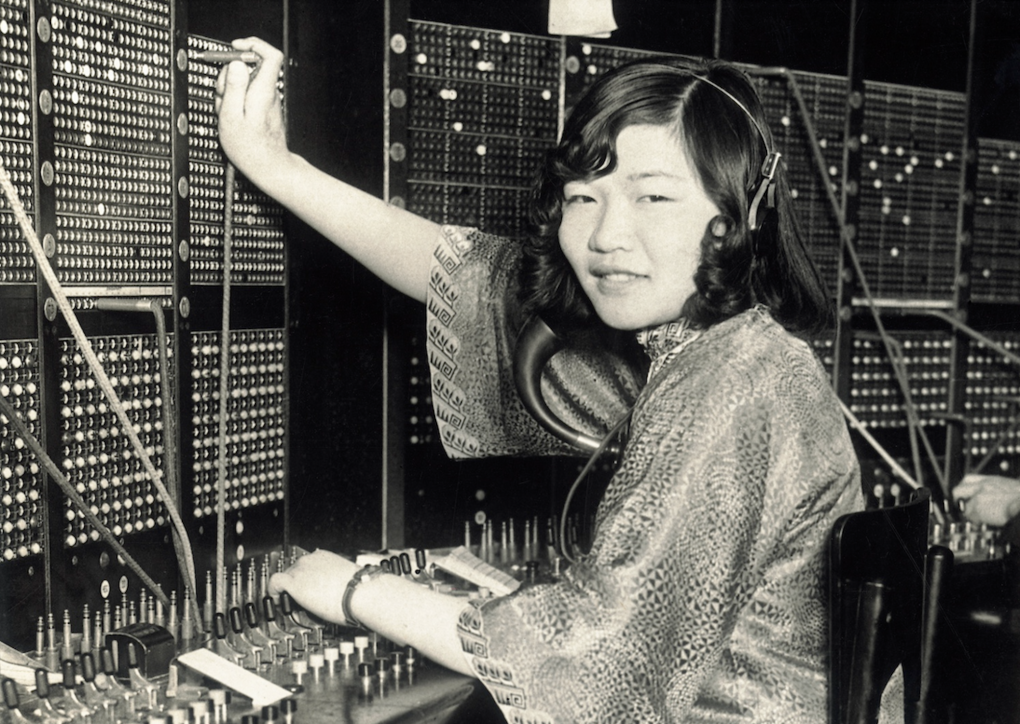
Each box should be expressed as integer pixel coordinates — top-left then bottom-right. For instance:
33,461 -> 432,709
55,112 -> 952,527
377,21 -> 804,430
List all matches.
548,0 -> 618,37
177,648 -> 292,708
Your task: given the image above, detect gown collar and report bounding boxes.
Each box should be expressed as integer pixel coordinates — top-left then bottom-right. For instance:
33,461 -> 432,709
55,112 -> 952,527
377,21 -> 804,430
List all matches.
635,318 -> 703,381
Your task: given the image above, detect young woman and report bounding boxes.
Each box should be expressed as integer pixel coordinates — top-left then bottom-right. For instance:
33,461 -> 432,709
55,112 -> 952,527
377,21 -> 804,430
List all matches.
216,38 -> 862,723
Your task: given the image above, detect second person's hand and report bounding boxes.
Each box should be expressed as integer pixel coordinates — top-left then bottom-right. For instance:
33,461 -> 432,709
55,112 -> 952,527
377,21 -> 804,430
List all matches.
954,473 -> 1020,527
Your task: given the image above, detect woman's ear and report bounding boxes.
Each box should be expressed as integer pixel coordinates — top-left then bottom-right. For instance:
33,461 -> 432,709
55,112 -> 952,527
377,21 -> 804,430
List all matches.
710,217 -> 729,237
709,215 -> 730,248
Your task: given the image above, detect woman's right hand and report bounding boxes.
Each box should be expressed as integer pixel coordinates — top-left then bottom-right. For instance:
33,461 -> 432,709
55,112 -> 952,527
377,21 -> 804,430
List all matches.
210,35 -> 440,302
214,37 -> 290,185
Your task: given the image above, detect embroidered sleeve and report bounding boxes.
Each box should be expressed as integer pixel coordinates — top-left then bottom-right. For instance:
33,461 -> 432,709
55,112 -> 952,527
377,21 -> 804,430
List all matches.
425,225 -> 641,459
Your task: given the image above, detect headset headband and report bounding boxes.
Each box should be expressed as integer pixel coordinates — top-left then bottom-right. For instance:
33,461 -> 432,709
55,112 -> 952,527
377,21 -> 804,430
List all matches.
649,64 -> 781,230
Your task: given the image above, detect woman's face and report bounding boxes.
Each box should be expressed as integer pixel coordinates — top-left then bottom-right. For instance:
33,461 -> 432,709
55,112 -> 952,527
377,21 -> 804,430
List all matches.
558,124 -> 722,331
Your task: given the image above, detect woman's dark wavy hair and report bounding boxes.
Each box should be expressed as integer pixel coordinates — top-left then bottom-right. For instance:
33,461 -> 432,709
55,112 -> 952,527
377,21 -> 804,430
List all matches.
519,57 -> 833,340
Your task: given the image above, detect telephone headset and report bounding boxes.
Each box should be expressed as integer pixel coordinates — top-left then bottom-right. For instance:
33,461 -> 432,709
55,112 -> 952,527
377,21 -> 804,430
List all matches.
512,69 -> 780,561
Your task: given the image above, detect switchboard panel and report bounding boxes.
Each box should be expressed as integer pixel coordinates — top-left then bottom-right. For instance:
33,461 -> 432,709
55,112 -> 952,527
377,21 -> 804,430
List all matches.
0,0 -> 290,652
388,18 -> 1020,532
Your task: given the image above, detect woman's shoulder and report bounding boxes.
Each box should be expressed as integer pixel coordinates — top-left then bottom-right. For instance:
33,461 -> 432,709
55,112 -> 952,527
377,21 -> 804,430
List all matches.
437,225 -> 518,258
704,306 -> 822,363
668,307 -> 832,405
433,226 -> 525,288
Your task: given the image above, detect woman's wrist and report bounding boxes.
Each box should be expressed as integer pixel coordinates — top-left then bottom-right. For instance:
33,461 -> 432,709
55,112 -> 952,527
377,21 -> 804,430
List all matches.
342,564 -> 389,628
240,150 -> 306,200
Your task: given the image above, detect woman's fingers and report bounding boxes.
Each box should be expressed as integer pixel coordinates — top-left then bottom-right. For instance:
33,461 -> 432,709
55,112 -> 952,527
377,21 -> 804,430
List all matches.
265,550 -> 356,625
214,38 -> 283,123
228,37 -> 284,119
217,60 -> 252,129
267,570 -> 292,597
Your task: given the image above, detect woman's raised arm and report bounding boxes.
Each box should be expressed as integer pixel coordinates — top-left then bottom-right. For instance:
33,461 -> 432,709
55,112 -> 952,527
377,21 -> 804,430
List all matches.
215,37 -> 440,303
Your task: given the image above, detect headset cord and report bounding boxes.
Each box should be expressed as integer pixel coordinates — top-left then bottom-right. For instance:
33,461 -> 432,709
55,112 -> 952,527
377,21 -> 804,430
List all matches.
559,410 -> 632,565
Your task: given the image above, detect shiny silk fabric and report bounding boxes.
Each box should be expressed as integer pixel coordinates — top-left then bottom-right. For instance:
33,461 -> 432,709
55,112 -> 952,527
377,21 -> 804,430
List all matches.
426,226 -> 863,723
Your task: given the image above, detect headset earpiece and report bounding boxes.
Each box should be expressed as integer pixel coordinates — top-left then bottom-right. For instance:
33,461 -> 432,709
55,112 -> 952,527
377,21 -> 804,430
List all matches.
649,65 -> 780,232
747,151 -> 781,231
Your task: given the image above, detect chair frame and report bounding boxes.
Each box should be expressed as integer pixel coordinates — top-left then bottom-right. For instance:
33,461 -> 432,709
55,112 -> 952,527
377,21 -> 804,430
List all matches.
828,488 -> 951,724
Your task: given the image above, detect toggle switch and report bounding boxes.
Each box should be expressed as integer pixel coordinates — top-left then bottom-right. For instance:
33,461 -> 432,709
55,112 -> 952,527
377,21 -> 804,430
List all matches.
228,607 -> 263,670
32,669 -> 70,723
243,602 -> 279,661
280,698 -> 297,724
323,647 -> 339,676
390,650 -> 405,676
308,653 -> 324,682
339,641 -> 354,670
290,659 -> 307,687
354,635 -> 369,663
209,613 -> 245,667
208,689 -> 229,724
279,592 -> 321,647
80,652 -> 116,721
357,663 -> 373,698
277,593 -> 310,651
60,660 -> 95,723
374,656 -> 391,684
98,647 -> 135,710
2,677 -> 34,724
188,700 -> 209,724
260,597 -> 295,658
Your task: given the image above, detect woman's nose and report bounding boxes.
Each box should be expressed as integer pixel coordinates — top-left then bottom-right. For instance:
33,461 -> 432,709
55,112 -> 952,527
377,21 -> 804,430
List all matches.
588,200 -> 634,253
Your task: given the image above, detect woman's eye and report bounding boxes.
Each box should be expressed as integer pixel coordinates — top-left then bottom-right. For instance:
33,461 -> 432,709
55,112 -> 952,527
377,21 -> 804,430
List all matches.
564,194 -> 594,205
640,194 -> 671,203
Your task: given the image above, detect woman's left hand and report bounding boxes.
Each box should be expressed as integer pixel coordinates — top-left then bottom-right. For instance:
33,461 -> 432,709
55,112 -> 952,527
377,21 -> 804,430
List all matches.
268,549 -> 359,625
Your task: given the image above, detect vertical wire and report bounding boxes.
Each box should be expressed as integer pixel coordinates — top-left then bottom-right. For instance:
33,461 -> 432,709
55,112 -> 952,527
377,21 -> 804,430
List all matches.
215,162 -> 236,614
